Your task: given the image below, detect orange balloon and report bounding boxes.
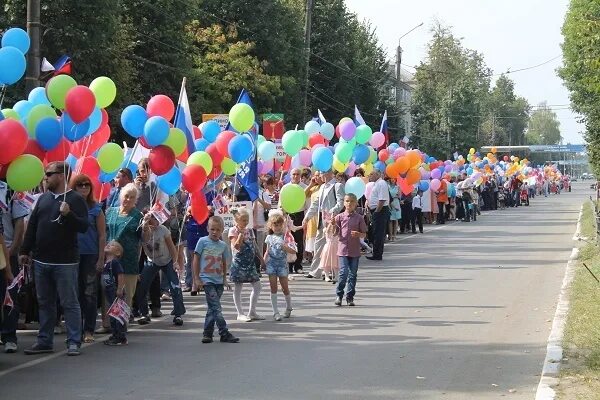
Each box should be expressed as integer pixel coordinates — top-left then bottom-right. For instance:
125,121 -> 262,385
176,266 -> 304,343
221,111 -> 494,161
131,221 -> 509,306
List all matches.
405,168 -> 420,185
396,156 -> 410,174
385,163 -> 399,179
406,150 -> 421,168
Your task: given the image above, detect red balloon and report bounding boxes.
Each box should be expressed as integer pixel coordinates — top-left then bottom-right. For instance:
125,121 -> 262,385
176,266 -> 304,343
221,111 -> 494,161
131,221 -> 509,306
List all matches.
193,125 -> 201,140
139,136 -> 152,149
335,125 -> 341,138
101,109 -> 109,126
378,149 -> 389,162
0,119 -> 28,164
206,143 -> 224,165
23,139 -> 46,161
182,164 -> 207,193
146,94 -> 175,121
45,138 -> 71,162
73,124 -> 111,158
75,156 -> 101,179
93,180 -> 111,202
208,165 -> 222,181
149,145 -> 175,176
176,147 -> 189,164
215,130 -> 236,157
0,164 -> 7,179
65,85 -> 96,123
309,134 -> 326,148
190,192 -> 209,224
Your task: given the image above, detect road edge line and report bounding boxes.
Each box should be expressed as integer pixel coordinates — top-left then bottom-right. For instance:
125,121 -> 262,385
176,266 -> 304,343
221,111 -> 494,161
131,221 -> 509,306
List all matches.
535,204 -> 583,400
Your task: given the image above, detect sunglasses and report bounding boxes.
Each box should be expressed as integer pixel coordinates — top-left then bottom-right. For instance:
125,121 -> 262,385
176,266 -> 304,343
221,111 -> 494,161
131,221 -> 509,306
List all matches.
45,171 -> 63,177
76,182 -> 91,188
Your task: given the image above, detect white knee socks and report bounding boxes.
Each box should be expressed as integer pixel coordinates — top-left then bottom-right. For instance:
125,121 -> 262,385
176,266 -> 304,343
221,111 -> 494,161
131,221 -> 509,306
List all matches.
285,294 -> 292,311
233,283 -> 244,316
270,293 -> 279,315
249,281 -> 261,315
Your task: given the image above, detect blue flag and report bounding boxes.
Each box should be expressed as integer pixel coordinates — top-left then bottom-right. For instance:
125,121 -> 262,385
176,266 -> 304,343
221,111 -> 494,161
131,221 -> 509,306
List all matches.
230,89 -> 259,201
174,83 -> 197,156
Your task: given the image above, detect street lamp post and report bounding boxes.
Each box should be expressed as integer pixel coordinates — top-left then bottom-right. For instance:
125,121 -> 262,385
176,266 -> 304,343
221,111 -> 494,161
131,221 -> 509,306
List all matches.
396,22 -> 423,139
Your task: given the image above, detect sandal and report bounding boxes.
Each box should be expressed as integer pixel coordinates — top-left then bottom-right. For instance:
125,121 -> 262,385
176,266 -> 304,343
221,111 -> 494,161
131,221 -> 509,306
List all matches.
83,333 -> 95,343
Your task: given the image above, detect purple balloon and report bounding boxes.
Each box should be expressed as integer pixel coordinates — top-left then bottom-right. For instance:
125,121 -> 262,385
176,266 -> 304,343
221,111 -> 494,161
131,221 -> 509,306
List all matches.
339,120 -> 356,141
420,167 -> 431,180
431,169 -> 442,180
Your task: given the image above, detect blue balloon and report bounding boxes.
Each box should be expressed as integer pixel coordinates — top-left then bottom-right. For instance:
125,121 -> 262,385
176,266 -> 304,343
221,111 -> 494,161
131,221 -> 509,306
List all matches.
0,112 -> 3,121
201,120 -> 221,143
427,156 -> 436,163
388,143 -> 400,152
143,116 -> 169,147
320,123 -> 335,140
28,87 -> 51,106
1,28 -> 30,54
312,147 -> 334,172
466,167 -> 474,175
13,100 -> 33,119
65,153 -> 78,170
157,166 -> 182,195
374,160 -> 386,172
194,138 -> 210,151
121,105 -> 148,138
418,180 -> 430,192
0,46 -> 26,85
61,112 -> 91,141
35,117 -> 62,150
100,170 -> 119,183
86,107 -> 102,135
352,144 -> 370,164
228,134 -> 253,163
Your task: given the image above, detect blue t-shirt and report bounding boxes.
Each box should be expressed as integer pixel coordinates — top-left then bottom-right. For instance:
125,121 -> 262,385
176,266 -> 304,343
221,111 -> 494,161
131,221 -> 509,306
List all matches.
78,202 -> 102,255
265,233 -> 287,261
194,236 -> 231,285
102,259 -> 124,288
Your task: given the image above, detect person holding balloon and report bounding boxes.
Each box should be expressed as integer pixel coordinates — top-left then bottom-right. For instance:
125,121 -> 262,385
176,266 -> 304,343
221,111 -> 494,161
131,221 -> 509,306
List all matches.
69,174 -> 106,344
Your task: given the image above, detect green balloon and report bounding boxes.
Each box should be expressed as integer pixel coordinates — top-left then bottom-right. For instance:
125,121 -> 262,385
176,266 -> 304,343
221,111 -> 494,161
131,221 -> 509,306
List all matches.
221,158 -> 237,175
298,129 -> 308,148
257,135 -> 266,146
187,151 -> 213,174
280,183 -> 305,213
1,108 -> 20,121
355,125 -> 373,144
339,137 -> 357,146
89,76 -> 117,109
7,154 -> 44,192
97,143 -> 124,173
27,104 -> 57,137
282,130 -> 303,157
368,147 -> 377,163
164,128 -> 186,156
47,75 -> 77,110
336,142 -> 354,163
229,103 -> 254,133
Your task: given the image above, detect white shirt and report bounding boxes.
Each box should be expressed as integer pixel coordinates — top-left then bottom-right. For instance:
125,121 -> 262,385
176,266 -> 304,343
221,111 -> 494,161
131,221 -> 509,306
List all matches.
412,195 -> 423,210
368,179 -> 390,209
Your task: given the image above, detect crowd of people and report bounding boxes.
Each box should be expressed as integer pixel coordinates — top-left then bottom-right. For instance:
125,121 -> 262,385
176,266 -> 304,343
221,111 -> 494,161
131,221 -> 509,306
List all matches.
0,158 -> 570,353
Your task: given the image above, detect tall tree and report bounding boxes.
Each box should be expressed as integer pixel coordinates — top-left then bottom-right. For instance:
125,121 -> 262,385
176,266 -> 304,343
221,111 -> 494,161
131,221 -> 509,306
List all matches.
525,102 -> 562,145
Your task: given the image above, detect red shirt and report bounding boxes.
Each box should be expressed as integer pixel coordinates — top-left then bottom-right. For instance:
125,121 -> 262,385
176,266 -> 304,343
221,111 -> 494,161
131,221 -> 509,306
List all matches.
335,211 -> 368,257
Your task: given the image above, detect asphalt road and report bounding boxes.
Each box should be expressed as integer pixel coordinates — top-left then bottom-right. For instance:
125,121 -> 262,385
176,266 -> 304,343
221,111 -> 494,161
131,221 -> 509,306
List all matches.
0,183 -> 591,400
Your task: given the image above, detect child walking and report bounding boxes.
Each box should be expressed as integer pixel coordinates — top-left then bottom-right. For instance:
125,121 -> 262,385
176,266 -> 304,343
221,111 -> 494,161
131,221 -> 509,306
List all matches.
320,220 -> 339,283
228,209 -> 264,322
411,189 -> 424,234
193,216 -> 239,343
264,213 -> 296,321
137,212 -> 186,326
334,194 -> 368,307
102,241 -> 127,346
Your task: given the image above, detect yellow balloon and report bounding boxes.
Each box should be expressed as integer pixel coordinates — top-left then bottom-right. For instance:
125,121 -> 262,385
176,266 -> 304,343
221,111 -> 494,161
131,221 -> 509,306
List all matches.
361,163 -> 374,175
221,158 -> 238,176
333,157 -> 347,173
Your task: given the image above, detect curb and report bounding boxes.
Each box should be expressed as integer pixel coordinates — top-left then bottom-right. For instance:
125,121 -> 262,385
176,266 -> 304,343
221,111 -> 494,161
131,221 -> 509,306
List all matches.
535,204 -> 584,400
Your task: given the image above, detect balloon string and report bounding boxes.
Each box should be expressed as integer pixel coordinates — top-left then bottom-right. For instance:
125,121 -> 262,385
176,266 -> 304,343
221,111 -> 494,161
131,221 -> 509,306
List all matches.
0,85 -> 6,109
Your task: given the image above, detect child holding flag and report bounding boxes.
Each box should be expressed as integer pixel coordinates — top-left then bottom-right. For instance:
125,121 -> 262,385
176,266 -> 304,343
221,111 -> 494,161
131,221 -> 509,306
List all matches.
102,241 -> 127,346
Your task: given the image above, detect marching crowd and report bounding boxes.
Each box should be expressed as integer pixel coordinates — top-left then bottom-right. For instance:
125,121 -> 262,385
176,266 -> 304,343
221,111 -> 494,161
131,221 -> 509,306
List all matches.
0,158 -> 570,353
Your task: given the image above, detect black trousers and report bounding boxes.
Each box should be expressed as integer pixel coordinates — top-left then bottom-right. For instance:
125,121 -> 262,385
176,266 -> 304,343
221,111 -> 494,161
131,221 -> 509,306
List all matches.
133,253 -> 161,314
370,206 -> 390,259
400,204 -> 413,232
412,208 -> 423,233
436,202 -> 446,224
288,211 -> 305,273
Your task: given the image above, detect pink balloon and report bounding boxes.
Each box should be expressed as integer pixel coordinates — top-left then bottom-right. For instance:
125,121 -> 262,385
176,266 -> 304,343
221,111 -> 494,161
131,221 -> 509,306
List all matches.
393,147 -> 406,158
65,86 -> 96,123
346,162 -> 357,177
260,158 -> 274,174
430,178 -> 441,192
298,149 -> 312,167
147,94 -> 175,121
419,167 -> 430,180
370,132 -> 385,149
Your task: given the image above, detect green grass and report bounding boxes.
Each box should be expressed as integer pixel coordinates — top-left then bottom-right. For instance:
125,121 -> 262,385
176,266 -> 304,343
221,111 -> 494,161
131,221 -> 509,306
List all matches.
559,201 -> 600,399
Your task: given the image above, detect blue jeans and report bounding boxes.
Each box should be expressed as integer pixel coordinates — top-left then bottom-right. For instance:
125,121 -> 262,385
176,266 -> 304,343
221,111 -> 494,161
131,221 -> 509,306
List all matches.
336,256 -> 360,300
78,254 -> 99,334
104,285 -> 126,340
203,283 -> 229,337
34,261 -> 81,347
184,248 -> 193,289
136,261 -> 186,317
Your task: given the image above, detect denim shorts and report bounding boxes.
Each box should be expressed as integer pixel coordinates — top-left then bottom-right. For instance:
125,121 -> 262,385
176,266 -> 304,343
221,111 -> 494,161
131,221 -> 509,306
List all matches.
266,259 -> 288,277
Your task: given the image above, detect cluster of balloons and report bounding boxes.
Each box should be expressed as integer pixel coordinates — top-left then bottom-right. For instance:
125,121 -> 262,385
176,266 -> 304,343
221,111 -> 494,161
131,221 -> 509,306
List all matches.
0,28 -> 28,85
0,72 -> 119,200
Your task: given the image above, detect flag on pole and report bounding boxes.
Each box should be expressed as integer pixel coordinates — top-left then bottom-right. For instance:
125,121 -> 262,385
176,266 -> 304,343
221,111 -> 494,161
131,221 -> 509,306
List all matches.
317,109 -> 327,124
230,89 -> 259,201
354,105 -> 366,126
380,110 -> 389,146
174,79 -> 197,156
40,55 -> 72,80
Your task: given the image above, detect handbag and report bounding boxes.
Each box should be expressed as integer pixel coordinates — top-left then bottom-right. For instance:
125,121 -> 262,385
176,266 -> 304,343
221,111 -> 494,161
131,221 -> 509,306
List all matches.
284,231 -> 297,263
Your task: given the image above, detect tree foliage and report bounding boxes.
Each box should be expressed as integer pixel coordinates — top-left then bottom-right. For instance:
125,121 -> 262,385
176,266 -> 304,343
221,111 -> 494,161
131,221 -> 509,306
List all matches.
525,102 -> 562,145
559,0 -> 600,174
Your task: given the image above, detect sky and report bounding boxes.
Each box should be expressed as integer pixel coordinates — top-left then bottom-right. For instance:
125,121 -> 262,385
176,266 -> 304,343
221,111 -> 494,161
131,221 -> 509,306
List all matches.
345,0 -> 584,144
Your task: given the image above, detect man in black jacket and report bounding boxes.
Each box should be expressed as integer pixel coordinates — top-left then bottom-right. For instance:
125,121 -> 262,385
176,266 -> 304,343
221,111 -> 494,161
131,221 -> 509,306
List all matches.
20,162 -> 89,356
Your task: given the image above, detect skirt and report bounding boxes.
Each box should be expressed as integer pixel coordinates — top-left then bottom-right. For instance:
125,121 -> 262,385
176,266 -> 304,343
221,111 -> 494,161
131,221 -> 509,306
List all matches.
320,237 -> 339,273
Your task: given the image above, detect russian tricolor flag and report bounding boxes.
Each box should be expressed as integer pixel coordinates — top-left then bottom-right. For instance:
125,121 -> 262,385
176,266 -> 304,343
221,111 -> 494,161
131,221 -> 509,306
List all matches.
380,110 -> 389,146
174,80 -> 197,156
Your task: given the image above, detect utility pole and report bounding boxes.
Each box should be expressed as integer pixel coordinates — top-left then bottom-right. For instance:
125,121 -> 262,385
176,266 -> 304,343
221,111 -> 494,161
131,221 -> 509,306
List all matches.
396,23 -> 423,140
302,0 -> 313,123
25,0 -> 41,95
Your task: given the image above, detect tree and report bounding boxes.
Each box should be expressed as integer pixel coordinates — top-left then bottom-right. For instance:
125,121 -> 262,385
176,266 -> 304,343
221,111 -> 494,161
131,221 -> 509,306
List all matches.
525,102 -> 562,145
559,0 -> 600,174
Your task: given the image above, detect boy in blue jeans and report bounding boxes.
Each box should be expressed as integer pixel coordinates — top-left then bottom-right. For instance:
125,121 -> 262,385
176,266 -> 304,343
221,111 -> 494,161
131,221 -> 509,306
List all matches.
193,216 -> 239,343
334,194 -> 367,307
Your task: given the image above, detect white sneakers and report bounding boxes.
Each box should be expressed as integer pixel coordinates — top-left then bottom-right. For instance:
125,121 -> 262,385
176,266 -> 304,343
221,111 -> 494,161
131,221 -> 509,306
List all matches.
4,342 -> 17,353
236,315 -> 252,322
273,313 -> 282,321
247,313 -> 265,321
283,308 -> 292,318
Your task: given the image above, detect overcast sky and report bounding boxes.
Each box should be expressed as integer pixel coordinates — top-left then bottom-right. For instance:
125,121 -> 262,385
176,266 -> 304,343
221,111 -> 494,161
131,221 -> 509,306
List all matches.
345,0 -> 584,144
